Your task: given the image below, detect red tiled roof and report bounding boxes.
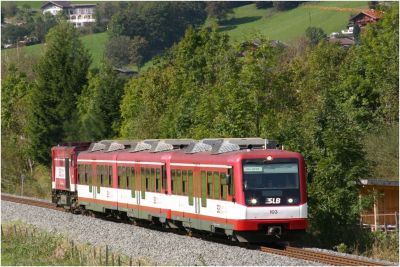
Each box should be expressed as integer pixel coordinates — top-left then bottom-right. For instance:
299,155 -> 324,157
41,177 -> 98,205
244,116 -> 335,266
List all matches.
362,9 -> 384,19
350,9 -> 384,21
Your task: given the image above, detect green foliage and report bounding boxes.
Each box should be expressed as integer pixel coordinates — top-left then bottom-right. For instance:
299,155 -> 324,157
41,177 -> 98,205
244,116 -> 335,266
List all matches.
78,62 -> 126,140
1,222 -> 140,266
305,27 -> 326,46
1,65 -> 35,194
28,22 -> 91,165
273,1 -> 300,11
338,5 -> 399,129
105,35 -> 131,67
205,2 -> 232,22
364,124 -> 399,180
108,2 -> 207,59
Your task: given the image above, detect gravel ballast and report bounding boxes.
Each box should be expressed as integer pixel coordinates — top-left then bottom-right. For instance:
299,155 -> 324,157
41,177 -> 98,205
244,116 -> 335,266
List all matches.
1,200 -> 317,266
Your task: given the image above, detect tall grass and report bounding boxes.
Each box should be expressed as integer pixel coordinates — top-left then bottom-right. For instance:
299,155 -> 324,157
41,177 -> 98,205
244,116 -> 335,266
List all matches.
1,221 -> 152,266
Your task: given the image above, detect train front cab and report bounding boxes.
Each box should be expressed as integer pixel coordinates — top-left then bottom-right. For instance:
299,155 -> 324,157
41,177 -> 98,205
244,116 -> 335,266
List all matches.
51,143 -> 90,208
231,153 -> 308,242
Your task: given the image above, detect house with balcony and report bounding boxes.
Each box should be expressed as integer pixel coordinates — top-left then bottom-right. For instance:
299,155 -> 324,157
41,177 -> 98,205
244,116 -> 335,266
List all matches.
41,1 -> 96,28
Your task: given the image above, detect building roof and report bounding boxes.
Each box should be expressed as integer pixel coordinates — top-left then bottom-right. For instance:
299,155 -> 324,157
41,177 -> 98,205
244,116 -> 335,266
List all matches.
328,37 -> 355,46
41,1 -> 71,9
41,1 -> 96,10
350,9 -> 384,21
359,179 -> 399,187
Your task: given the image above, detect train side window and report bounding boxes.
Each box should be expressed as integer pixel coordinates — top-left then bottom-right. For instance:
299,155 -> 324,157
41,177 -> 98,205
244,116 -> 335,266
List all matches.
171,169 -> 176,193
201,171 -> 207,207
188,170 -> 194,205
162,166 -> 166,191
176,170 -> 181,195
84,165 -> 88,184
145,168 -> 150,191
100,165 -> 104,186
108,166 -> 112,187
207,171 -> 213,198
141,167 -> 145,199
121,167 -> 126,189
182,170 -> 187,195
221,173 -> 227,200
126,167 -> 130,188
131,167 -> 135,197
228,168 -> 234,195
150,168 -> 155,192
156,169 -> 160,192
214,171 -> 220,199
118,167 -> 122,188
77,165 -> 81,184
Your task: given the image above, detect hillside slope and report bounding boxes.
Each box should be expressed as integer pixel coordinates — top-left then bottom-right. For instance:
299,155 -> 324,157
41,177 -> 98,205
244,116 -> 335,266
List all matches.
214,1 -> 368,43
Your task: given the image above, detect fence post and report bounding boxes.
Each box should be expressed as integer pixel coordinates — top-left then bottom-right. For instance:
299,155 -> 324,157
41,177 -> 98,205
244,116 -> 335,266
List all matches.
395,211 -> 398,231
13,224 -> 17,236
99,247 -> 102,265
1,225 -> 3,237
129,256 -> 132,266
71,240 -> 75,257
118,255 -> 121,266
106,245 -> 109,266
112,253 -> 114,266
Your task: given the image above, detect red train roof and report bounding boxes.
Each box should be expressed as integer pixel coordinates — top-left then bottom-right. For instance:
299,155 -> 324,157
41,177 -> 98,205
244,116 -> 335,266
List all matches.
78,149 -> 302,165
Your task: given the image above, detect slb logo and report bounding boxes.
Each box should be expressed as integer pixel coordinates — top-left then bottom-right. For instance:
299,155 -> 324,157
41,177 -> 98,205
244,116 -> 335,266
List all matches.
265,197 -> 281,204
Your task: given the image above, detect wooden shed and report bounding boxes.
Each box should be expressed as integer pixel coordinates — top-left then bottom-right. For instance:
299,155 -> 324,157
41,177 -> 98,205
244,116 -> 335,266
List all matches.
359,179 -> 399,231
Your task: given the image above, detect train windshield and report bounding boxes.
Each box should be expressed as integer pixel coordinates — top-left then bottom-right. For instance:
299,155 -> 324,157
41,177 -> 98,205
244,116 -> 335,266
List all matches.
242,159 -> 300,206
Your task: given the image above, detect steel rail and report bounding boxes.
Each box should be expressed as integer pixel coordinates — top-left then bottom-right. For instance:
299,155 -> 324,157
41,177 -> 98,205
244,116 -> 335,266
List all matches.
2,194 -> 390,266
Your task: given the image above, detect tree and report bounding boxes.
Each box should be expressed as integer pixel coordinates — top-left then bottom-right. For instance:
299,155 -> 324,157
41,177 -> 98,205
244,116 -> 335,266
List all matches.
305,27 -> 326,46
108,2 -> 207,58
129,36 -> 149,70
205,1 -> 232,21
2,1 -> 18,17
255,1 -> 273,9
1,24 -> 29,44
28,22 -> 91,165
1,66 -> 35,193
78,62 -> 126,140
273,1 -> 300,11
105,35 -> 131,67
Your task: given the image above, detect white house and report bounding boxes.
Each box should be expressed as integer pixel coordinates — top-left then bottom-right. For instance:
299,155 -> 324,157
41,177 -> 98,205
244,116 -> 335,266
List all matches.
41,1 -> 96,28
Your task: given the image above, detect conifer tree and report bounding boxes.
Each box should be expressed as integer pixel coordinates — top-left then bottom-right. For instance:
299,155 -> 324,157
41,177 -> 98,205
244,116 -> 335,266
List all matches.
28,22 -> 91,164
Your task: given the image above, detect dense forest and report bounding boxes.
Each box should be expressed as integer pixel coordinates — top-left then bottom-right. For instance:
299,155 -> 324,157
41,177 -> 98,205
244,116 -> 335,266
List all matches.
1,2 -> 398,254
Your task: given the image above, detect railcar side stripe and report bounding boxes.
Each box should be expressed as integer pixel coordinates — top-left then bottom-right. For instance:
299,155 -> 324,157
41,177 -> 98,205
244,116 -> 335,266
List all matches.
170,163 -> 232,168
77,159 -> 164,165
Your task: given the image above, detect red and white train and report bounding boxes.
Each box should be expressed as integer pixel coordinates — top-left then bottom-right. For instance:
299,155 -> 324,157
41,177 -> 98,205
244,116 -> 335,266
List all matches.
52,138 -> 308,242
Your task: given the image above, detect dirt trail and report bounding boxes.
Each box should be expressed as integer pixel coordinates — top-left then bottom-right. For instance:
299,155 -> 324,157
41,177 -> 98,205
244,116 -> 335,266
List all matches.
305,5 -> 365,13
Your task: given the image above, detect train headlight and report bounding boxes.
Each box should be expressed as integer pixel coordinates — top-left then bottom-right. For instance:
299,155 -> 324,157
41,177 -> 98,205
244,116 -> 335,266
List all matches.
287,198 -> 294,204
250,198 -> 258,205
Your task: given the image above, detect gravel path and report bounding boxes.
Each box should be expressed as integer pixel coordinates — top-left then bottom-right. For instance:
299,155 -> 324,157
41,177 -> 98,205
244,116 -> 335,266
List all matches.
1,200 -> 317,266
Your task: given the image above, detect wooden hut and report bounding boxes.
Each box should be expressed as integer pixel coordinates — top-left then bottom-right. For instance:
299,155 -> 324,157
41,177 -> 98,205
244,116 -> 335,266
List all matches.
359,179 -> 399,231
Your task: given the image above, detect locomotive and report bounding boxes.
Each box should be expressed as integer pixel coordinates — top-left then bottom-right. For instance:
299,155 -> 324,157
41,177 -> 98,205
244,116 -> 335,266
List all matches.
51,138 -> 308,242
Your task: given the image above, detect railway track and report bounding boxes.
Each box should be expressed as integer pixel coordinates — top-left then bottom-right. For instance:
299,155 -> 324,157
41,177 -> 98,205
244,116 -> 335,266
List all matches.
2,194 -> 389,266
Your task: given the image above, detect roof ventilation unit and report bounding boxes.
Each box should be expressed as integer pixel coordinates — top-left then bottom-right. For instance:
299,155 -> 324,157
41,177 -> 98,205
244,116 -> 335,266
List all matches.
185,141 -> 213,154
211,140 -> 240,154
106,142 -> 126,152
89,141 -> 109,152
130,141 -> 153,153
149,139 -> 194,153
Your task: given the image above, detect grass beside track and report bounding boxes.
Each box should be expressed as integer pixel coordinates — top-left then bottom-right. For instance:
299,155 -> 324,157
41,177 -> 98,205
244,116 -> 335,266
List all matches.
1,221 -> 150,266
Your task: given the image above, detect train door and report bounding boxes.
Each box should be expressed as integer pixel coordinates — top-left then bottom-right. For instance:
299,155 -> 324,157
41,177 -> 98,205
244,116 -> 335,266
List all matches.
188,167 -> 202,229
